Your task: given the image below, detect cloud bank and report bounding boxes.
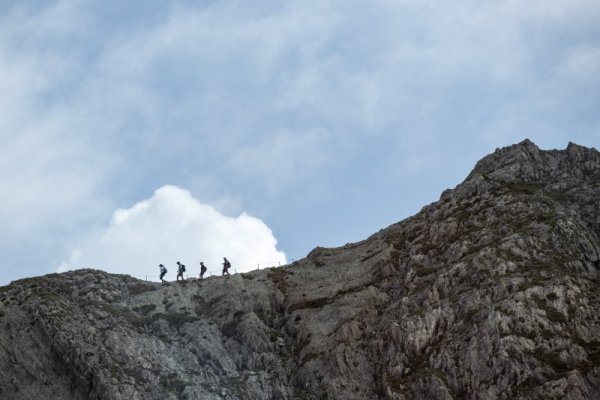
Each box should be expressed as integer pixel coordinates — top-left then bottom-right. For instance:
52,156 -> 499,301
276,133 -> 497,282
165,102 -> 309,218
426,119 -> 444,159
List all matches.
1,1 -> 598,285
59,186 -> 287,281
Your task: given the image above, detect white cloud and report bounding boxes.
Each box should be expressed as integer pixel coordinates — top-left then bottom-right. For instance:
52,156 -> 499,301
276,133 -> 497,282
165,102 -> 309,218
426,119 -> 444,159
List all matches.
59,185 -> 287,281
0,3 -> 115,243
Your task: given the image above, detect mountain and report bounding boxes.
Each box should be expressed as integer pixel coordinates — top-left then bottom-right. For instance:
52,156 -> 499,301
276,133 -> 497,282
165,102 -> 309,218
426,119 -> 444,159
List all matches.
1,140 -> 599,400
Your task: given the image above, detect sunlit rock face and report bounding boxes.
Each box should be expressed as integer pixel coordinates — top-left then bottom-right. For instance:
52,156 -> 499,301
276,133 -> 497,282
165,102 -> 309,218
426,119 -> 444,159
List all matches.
1,140 -> 599,400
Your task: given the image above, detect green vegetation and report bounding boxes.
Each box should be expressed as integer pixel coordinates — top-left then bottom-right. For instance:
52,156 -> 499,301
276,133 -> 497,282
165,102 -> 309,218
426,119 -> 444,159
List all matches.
532,347 -> 570,374
454,209 -> 470,223
227,377 -> 250,397
384,372 -> 404,393
414,266 -> 437,277
531,295 -> 567,323
414,367 -> 448,385
159,373 -> 187,396
505,182 -> 544,195
293,335 -> 312,360
582,168 -> 600,180
255,309 -> 279,327
127,282 -> 156,296
464,307 -> 479,323
268,268 -> 290,294
540,327 -> 555,340
289,297 -> 334,312
221,320 -> 237,338
193,295 -> 223,316
494,304 -> 515,317
149,312 -> 197,329
388,249 -> 401,269
101,305 -> 199,330
132,304 -> 157,316
269,330 -> 278,342
511,376 -> 540,397
546,292 -> 559,301
299,351 -> 321,366
544,190 -> 568,203
385,351 -> 448,392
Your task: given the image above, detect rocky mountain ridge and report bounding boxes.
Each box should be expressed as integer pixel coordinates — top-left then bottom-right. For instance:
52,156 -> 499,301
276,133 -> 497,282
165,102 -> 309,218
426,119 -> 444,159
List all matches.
0,139 -> 599,399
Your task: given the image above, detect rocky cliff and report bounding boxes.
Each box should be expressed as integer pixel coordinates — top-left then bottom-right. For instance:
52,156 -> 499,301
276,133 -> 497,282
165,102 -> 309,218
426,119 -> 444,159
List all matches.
1,140 -> 599,400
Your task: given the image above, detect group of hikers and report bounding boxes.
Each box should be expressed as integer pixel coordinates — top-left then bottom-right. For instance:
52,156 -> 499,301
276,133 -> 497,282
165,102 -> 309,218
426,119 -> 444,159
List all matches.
158,257 -> 231,283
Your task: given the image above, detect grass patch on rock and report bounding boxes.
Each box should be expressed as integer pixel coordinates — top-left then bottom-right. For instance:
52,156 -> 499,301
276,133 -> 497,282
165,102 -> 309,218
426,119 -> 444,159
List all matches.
531,295 -> 567,323
505,182 -> 544,195
268,268 -> 290,294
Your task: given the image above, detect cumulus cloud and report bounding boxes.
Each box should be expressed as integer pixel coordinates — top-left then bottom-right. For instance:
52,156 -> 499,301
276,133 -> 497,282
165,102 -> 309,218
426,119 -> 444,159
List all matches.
59,186 -> 287,281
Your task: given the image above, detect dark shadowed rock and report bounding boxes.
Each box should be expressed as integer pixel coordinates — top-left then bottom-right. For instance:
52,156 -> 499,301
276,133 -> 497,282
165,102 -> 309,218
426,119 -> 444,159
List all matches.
1,140 -> 599,399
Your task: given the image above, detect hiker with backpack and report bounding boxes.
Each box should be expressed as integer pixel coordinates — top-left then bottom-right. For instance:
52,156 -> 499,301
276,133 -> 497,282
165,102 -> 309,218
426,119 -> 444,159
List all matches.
176,261 -> 186,281
222,257 -> 231,276
199,262 -> 207,279
159,264 -> 167,283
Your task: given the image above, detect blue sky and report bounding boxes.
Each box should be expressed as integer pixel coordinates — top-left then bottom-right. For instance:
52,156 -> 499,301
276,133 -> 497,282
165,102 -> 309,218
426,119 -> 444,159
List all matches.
1,1 -> 599,284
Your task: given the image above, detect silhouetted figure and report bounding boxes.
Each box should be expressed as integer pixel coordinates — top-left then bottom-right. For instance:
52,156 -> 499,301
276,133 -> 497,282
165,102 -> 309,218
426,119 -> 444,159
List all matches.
200,262 -> 207,279
222,257 -> 231,276
176,261 -> 186,281
159,264 -> 167,283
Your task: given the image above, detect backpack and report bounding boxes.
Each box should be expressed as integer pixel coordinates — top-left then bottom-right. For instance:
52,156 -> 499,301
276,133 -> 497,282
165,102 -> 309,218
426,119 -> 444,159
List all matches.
182,264 -> 186,272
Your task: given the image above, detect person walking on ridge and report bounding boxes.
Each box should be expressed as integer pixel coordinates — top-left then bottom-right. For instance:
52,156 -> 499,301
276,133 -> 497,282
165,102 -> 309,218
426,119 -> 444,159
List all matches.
222,257 -> 231,276
199,262 -> 207,280
159,264 -> 167,283
176,261 -> 186,281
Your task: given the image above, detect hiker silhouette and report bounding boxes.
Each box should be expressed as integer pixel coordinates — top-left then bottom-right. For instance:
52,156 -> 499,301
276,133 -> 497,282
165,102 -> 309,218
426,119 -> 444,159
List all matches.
200,261 -> 207,279
176,261 -> 186,281
222,257 -> 231,276
159,264 -> 167,282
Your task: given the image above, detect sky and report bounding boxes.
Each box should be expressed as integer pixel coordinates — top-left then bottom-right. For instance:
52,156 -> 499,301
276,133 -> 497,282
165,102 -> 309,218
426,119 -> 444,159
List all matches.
1,0 -> 599,285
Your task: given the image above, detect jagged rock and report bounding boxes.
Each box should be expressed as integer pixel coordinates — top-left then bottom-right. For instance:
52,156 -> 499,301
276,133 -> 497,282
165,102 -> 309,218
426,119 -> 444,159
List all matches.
0,140 -> 599,399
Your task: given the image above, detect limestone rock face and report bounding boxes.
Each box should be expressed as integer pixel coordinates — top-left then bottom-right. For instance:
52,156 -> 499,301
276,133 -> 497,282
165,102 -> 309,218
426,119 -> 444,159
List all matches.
1,140 -> 599,399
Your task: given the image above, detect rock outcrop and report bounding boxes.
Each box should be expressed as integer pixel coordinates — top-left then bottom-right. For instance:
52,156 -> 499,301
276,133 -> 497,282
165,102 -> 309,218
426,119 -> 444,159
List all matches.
1,140 -> 599,399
